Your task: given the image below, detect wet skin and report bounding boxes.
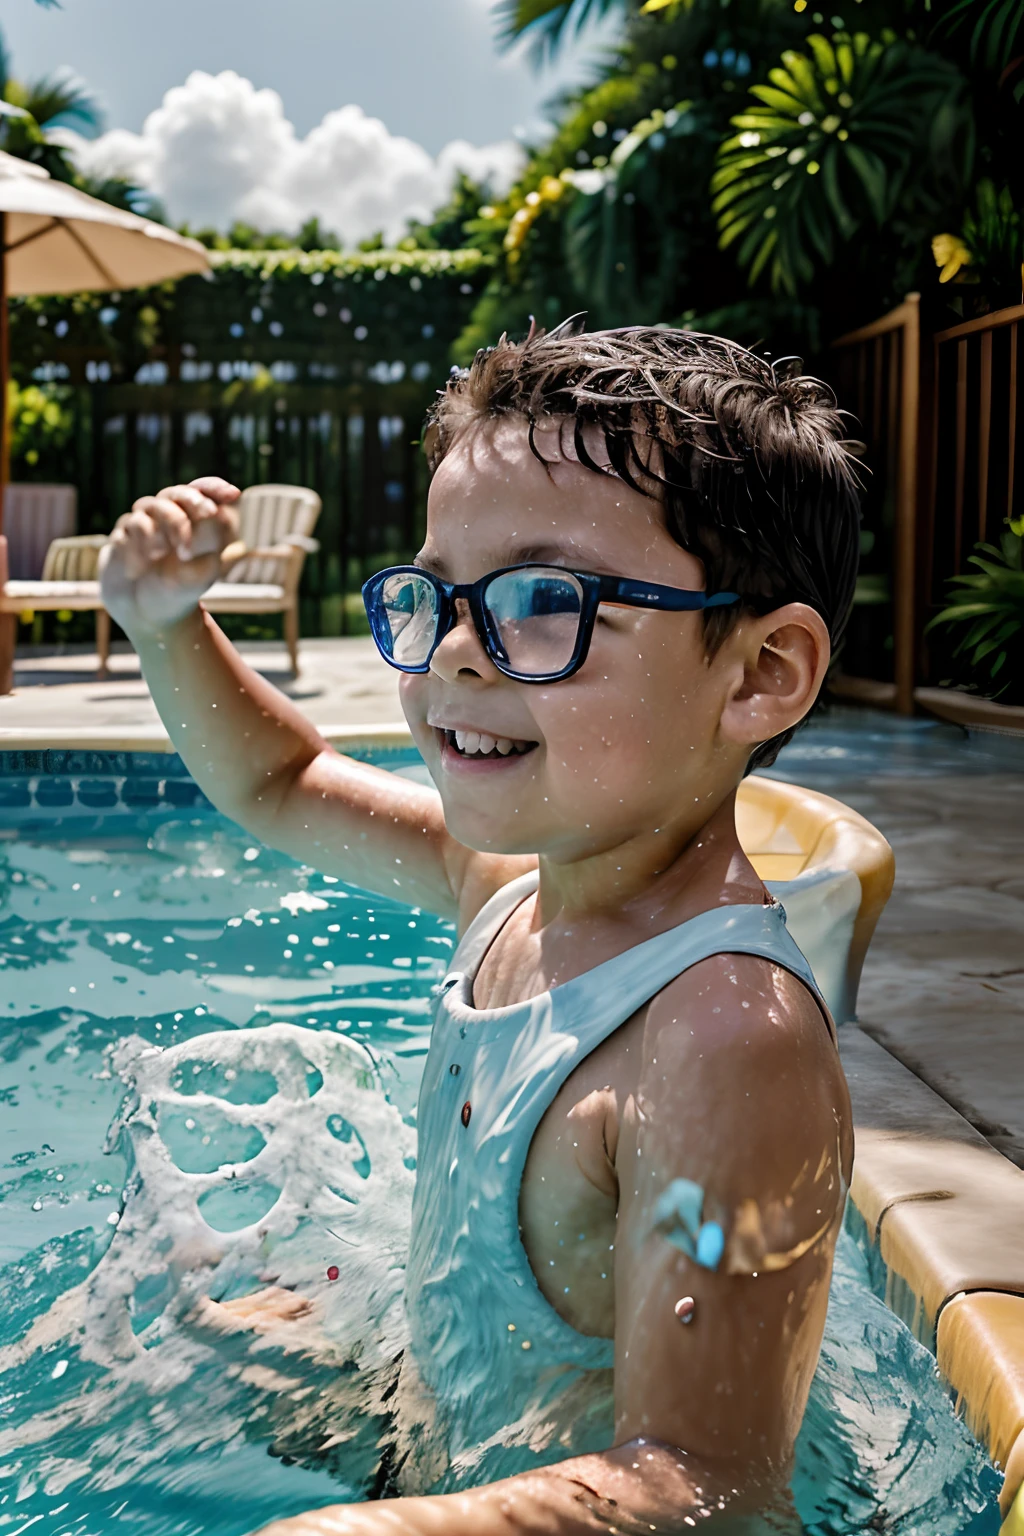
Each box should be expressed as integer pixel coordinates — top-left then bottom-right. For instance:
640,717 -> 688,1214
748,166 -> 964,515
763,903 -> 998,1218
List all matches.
100,418 -> 852,1535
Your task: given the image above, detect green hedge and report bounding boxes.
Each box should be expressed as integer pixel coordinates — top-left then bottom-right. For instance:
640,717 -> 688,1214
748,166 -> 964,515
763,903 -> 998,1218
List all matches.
11,246 -> 494,388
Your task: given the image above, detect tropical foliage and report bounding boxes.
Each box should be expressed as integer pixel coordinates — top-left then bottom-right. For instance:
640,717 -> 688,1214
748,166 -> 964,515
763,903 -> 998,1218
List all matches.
6,379 -> 74,478
451,0 -> 1024,359
927,531 -> 1024,701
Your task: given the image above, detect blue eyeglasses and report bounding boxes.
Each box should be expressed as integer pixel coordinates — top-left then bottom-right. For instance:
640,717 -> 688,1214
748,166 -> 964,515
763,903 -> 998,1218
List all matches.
362,563 -> 740,684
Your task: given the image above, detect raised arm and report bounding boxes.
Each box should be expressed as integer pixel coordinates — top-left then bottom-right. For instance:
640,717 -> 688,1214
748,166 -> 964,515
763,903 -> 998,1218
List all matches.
99,478 -> 523,922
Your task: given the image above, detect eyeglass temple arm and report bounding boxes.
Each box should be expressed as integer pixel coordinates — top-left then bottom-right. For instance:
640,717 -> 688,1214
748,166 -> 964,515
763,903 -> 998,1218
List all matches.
604,576 -> 740,611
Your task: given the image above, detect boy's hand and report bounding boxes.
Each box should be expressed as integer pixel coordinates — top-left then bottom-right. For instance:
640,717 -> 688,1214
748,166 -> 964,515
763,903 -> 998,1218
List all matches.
99,476 -> 242,638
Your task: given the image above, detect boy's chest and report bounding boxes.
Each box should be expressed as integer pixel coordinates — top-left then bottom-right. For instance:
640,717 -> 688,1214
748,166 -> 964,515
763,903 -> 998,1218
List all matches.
516,1013 -> 643,1341
466,901 -> 650,1340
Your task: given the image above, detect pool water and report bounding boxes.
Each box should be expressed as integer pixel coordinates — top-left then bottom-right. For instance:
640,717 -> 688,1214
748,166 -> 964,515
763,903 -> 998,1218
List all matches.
0,720 -> 1006,1535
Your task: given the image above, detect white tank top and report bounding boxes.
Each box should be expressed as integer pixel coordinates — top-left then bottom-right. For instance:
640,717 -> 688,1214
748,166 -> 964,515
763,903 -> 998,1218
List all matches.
402,872 -> 830,1485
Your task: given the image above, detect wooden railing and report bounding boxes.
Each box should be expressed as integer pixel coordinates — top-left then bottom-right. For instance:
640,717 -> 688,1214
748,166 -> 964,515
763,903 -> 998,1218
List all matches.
830,294 -> 922,714
928,304 -> 1024,589
830,294 -> 1024,714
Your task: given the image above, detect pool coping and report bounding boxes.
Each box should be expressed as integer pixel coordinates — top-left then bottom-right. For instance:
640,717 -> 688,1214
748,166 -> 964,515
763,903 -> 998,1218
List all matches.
0,723 -> 414,753
3,722 -> 1021,1523
840,1024 -> 1024,1523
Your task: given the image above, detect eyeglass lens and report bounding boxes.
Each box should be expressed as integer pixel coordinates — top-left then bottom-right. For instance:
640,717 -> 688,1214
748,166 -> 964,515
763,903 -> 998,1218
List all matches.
483,568 -> 584,676
376,567 -> 586,676
379,571 -> 440,666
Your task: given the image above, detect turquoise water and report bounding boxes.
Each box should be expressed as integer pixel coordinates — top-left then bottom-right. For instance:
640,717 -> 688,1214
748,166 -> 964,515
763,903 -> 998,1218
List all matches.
0,721 -> 1005,1534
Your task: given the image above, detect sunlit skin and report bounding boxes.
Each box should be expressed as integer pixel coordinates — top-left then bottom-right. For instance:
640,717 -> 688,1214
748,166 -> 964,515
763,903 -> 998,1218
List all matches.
100,415 -> 853,1536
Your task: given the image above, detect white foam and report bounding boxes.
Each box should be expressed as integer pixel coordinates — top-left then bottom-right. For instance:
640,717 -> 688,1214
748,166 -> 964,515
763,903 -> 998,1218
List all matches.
0,1024 -> 417,1494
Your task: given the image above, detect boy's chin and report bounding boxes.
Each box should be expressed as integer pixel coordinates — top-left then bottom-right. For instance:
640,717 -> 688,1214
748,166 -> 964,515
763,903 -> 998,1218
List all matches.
440,800 -> 548,858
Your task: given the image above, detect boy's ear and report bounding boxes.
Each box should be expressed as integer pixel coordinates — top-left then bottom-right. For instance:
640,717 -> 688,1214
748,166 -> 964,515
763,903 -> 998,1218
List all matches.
718,603 -> 831,751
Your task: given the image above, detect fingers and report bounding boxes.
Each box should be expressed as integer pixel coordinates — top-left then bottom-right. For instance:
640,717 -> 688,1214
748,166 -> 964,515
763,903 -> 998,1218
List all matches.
107,506 -> 174,577
147,483 -> 238,561
189,475 -> 241,504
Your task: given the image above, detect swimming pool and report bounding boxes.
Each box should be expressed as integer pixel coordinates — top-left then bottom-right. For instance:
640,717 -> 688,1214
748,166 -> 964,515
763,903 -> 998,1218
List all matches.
0,723 -> 1006,1534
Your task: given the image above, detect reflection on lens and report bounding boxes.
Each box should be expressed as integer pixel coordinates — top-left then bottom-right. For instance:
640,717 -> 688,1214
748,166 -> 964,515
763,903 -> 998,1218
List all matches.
380,573 -> 438,666
485,568 -> 583,676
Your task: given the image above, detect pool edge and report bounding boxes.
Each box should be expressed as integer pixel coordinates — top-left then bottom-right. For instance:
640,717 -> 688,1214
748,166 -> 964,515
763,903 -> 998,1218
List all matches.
840,1024 -> 1024,1523
0,722 -> 415,753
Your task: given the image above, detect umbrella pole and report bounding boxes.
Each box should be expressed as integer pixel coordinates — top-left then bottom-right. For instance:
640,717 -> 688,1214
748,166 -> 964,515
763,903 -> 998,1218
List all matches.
0,209 -> 12,695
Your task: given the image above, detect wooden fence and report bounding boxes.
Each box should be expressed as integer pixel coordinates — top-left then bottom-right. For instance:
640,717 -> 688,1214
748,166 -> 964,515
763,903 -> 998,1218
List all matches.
65,377 -> 432,636
831,293 -> 1024,713
7,248 -> 491,640
928,304 -> 1024,588
830,295 -> 922,714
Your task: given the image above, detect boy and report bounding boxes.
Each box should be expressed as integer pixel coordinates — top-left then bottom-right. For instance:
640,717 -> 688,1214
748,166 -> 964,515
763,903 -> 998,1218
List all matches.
100,323 -> 859,1535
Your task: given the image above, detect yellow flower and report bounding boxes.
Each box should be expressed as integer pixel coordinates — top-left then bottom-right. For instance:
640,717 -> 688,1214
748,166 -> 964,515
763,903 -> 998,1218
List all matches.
932,233 -> 972,284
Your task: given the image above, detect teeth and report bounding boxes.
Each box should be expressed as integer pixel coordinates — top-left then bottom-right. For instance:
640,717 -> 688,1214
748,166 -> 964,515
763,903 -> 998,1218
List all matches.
449,729 -> 534,758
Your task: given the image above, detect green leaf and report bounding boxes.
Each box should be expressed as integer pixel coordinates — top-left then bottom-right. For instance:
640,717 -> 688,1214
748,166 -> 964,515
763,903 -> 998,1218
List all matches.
714,30 -> 971,295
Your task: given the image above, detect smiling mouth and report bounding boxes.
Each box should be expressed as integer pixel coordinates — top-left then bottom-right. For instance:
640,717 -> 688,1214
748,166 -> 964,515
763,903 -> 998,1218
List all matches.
440,728 -> 539,761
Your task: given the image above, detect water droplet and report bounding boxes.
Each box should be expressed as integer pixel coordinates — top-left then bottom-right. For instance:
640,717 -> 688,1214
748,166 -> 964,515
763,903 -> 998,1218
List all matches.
449,1063 -> 461,1077
674,1295 -> 696,1324
461,1101 -> 472,1127
327,1265 -> 339,1281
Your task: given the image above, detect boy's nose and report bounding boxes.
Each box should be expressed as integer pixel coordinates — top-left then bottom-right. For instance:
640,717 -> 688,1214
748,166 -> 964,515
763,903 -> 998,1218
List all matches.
429,599 -> 502,683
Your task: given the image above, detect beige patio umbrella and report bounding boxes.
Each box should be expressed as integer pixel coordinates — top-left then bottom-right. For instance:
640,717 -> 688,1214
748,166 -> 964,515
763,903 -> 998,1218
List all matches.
0,148 -> 210,499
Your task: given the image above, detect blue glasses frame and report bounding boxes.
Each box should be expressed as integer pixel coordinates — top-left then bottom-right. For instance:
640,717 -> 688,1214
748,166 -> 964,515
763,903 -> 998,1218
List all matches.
362,563 -> 740,684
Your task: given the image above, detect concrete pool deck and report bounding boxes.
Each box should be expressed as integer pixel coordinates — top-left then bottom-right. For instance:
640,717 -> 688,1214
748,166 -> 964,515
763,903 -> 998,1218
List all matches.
3,639 -> 1024,1521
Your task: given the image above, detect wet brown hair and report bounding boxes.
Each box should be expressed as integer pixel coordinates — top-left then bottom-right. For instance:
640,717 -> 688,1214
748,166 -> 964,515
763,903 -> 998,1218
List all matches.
425,317 -> 861,770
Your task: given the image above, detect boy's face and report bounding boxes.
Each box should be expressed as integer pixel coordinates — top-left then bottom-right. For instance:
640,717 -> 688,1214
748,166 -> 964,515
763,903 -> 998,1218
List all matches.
400,415 -> 750,860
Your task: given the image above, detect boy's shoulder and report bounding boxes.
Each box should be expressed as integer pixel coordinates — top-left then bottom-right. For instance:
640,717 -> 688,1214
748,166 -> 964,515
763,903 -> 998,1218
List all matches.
623,946 -> 853,1264
634,944 -> 851,1159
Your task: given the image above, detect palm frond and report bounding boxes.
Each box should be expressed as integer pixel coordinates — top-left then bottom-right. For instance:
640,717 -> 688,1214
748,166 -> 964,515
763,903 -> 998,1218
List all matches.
8,66 -> 103,132
927,530 -> 1024,690
712,31 -> 971,295
493,0 -> 624,62
932,0 -> 1024,72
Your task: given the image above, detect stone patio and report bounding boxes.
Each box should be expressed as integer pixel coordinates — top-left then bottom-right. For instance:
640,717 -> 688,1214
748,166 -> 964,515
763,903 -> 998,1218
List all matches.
2,640 -> 1022,1167
2,637 -> 402,733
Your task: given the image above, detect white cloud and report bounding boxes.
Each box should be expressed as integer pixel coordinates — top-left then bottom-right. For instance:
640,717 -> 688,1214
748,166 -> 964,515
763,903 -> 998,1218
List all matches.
58,69 -> 524,243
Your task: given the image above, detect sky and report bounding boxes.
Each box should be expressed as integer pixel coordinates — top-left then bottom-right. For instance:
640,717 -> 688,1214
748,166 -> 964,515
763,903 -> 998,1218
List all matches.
2,0 -> 622,240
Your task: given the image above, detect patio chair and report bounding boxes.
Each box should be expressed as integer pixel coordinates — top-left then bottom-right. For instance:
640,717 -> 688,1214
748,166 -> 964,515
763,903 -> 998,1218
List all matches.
199,483 -> 322,676
3,484 -> 78,579
0,532 -> 110,672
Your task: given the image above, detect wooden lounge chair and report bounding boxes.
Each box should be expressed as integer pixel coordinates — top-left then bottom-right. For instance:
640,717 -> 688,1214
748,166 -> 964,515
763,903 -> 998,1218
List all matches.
3,484 -> 78,579
0,532 -> 111,673
0,482 -> 322,683
199,483 -> 322,676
